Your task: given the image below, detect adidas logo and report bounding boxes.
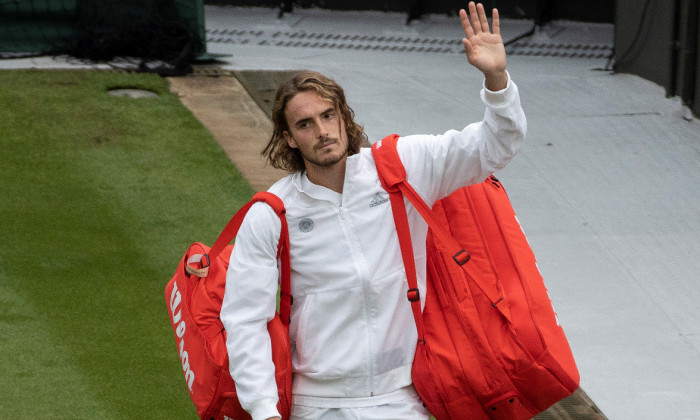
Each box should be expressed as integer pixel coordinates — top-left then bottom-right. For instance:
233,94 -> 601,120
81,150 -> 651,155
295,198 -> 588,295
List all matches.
369,193 -> 389,208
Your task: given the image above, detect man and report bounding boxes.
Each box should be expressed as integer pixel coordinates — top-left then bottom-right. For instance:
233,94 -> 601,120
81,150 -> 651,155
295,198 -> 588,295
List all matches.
220,2 -> 526,419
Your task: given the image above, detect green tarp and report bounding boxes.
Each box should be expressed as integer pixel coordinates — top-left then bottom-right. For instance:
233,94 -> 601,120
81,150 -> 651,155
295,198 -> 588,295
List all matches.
0,0 -> 206,58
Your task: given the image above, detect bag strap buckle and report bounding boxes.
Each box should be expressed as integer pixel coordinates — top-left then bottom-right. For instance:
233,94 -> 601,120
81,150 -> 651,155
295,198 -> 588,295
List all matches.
453,249 -> 471,266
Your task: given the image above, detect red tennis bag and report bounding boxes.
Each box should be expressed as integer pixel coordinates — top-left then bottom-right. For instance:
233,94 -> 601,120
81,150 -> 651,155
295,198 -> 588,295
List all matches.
372,135 -> 579,420
165,192 -> 293,420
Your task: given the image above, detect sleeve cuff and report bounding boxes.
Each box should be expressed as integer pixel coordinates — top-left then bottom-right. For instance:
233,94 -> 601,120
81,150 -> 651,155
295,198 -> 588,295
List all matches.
480,70 -> 516,106
249,397 -> 281,420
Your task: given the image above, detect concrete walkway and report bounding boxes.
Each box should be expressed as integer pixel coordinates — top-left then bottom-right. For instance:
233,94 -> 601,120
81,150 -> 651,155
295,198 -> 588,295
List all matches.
168,72 -> 288,192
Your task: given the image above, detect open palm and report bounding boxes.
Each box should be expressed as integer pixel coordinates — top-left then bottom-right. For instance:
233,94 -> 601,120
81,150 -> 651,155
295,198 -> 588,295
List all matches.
460,2 -> 506,77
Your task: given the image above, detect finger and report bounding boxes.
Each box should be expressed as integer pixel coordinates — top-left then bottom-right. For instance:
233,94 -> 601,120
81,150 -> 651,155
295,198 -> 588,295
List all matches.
468,2 -> 481,34
477,3 -> 490,33
462,38 -> 473,58
492,8 -> 501,36
459,8 -> 474,39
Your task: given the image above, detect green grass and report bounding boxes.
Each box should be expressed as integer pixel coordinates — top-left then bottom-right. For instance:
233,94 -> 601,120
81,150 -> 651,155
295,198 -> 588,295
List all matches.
0,69 -> 254,419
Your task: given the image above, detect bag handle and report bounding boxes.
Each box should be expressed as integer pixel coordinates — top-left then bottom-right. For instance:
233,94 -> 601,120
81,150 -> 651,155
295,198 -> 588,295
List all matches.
372,135 -> 507,323
188,191 -> 292,325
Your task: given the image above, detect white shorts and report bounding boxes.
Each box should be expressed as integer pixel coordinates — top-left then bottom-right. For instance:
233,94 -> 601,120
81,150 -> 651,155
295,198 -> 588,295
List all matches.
290,389 -> 431,420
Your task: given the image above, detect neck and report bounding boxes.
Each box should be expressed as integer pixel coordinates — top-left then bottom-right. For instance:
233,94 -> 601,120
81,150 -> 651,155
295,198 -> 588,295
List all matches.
305,159 -> 346,194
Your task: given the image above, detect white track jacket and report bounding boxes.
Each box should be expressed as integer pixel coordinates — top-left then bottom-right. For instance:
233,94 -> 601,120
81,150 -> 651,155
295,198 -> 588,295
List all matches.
220,76 -> 527,420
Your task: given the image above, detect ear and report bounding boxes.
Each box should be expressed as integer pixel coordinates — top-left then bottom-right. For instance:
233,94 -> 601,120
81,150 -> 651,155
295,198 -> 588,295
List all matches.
284,130 -> 298,149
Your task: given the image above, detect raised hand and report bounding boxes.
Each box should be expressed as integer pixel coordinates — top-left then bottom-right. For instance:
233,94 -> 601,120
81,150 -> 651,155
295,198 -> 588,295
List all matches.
459,2 -> 508,91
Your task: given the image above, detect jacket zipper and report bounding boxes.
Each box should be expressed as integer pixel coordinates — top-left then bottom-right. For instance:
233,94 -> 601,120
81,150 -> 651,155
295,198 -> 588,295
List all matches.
336,204 -> 376,396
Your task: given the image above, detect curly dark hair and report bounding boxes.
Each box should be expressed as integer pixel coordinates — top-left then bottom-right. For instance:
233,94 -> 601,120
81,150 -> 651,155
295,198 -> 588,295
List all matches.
262,71 -> 369,173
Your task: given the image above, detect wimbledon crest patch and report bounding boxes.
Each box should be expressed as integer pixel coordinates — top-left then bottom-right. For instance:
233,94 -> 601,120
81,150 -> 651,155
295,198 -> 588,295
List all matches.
299,217 -> 314,233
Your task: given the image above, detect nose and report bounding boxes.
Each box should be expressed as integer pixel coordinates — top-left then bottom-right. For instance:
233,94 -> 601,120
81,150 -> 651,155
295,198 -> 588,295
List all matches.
316,118 -> 330,139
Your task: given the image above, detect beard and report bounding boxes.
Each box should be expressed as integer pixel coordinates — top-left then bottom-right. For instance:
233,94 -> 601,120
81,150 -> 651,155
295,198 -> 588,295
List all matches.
302,136 -> 347,168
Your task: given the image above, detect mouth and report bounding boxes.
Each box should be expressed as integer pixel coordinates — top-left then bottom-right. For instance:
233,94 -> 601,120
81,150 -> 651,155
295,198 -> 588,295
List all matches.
315,138 -> 338,150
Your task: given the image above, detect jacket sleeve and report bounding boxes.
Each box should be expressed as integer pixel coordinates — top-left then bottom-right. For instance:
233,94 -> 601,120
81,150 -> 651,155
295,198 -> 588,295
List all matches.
220,202 -> 282,420
397,72 -> 527,205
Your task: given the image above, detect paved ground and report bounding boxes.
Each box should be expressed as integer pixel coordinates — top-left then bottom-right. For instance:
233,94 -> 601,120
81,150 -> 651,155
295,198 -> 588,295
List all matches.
168,71 -> 288,192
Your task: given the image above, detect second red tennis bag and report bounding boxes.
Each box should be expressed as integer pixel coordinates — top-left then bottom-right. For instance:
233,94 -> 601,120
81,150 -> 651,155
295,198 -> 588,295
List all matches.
165,192 -> 293,420
372,134 -> 579,420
